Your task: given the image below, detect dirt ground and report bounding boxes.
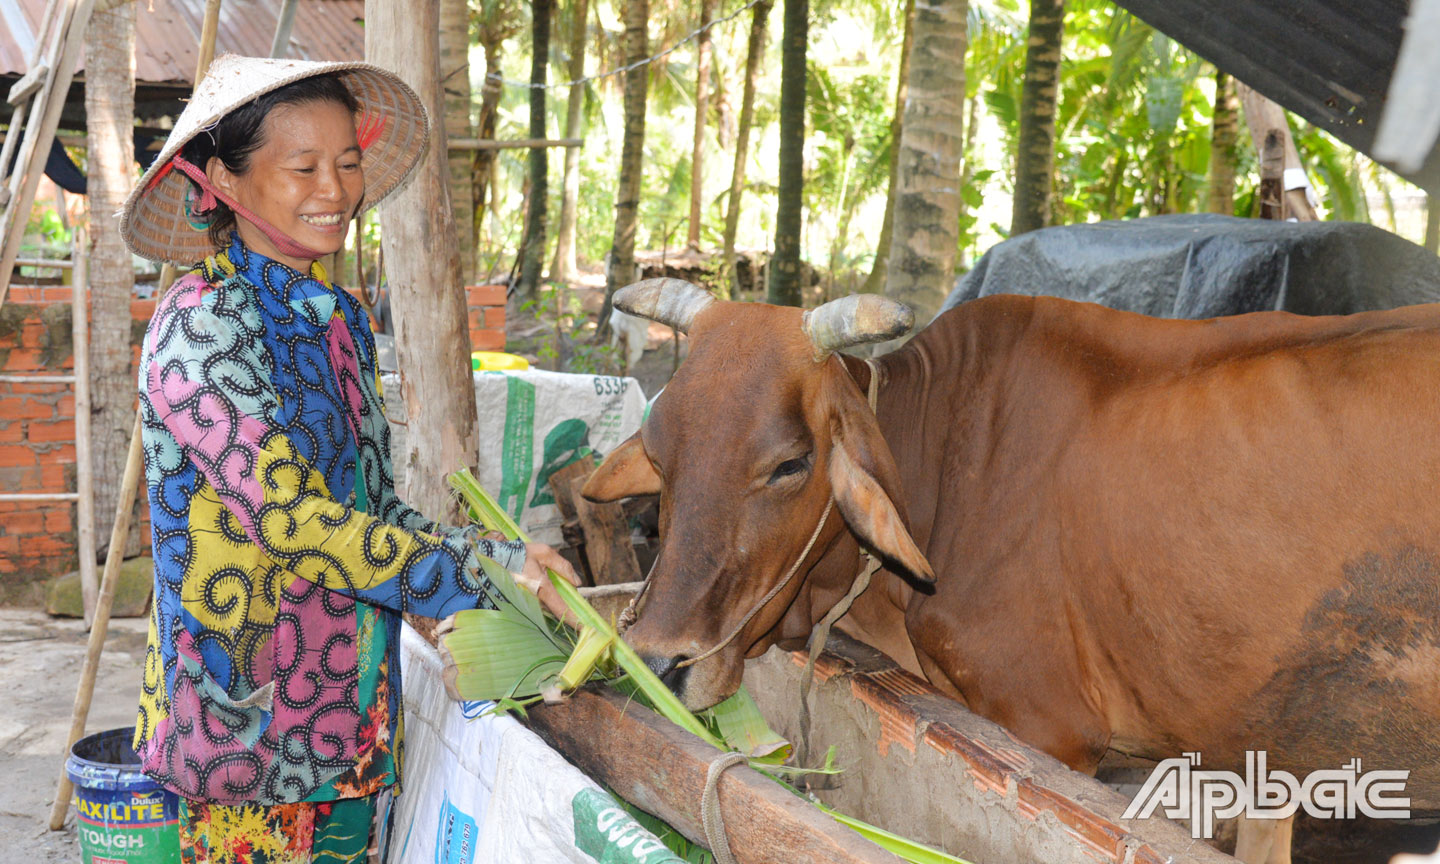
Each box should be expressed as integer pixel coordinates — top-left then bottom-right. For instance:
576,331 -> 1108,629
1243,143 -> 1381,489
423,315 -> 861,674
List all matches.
0,608 -> 150,864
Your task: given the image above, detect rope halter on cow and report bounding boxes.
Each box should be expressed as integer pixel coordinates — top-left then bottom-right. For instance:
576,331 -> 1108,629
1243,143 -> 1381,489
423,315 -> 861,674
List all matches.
607,279 -> 914,672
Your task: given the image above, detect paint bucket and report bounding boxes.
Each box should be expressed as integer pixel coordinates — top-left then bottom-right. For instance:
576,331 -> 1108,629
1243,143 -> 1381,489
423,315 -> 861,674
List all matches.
65,727 -> 179,864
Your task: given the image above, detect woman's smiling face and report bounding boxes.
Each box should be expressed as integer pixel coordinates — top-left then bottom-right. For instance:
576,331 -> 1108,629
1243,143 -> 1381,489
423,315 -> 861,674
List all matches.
207,99 -> 363,272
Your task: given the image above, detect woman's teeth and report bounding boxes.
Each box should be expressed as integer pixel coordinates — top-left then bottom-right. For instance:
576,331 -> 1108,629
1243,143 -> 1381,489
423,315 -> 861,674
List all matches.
300,213 -> 343,226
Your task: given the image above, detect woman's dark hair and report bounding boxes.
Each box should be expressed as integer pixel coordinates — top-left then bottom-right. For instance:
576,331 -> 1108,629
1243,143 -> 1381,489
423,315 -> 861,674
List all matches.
180,73 -> 360,248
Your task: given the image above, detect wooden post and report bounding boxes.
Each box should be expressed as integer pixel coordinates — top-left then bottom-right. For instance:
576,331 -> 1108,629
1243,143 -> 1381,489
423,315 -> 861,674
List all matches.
48,413 -> 144,830
47,2 -> 223,828
571,472 -> 642,586
1237,82 -> 1318,222
548,455 -> 598,585
72,226 -> 97,628
365,0 -> 477,522
1258,130 -> 1286,221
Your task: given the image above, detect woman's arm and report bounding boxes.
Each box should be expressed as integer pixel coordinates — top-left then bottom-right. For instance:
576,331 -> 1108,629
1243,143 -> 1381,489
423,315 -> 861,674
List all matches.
144,290 -> 523,617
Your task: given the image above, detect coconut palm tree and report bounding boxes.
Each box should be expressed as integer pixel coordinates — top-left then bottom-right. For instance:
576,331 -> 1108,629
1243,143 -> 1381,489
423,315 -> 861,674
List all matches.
1010,0 -> 1064,235
599,0 -> 651,337
882,0 -> 968,322
769,0 -> 810,306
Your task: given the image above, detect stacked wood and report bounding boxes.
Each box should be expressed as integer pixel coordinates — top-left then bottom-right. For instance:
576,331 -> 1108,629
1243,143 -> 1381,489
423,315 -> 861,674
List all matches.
549,456 -> 653,586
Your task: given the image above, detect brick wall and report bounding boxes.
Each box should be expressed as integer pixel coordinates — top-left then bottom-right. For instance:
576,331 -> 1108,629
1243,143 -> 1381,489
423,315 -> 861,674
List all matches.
466,284 -> 506,351
0,283 -> 153,605
0,282 -> 507,605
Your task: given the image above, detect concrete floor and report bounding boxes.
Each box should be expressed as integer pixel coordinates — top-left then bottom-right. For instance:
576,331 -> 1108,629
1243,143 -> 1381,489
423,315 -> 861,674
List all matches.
0,608 -> 150,864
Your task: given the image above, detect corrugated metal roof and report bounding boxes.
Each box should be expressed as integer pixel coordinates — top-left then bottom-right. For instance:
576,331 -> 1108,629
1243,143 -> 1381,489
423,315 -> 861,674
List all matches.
1111,0 -> 1440,195
0,0 -> 364,83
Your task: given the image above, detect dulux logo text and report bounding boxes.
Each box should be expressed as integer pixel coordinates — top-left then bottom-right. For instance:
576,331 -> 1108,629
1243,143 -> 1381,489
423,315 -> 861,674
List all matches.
1122,751 -> 1410,839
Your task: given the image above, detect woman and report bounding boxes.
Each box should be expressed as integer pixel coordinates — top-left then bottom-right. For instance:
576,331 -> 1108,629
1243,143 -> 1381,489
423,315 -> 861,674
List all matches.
118,55 -> 577,863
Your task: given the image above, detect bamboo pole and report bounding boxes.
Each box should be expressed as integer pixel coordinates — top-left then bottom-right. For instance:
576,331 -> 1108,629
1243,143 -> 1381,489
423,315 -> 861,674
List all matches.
48,0 -> 222,828
46,411 -> 143,830
448,137 -> 582,150
0,0 -> 97,310
73,226 -> 97,628
268,0 -> 299,58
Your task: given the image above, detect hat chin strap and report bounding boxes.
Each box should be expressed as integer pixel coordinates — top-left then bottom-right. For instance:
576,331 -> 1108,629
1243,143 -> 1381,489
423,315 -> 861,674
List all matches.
170,155 -> 331,263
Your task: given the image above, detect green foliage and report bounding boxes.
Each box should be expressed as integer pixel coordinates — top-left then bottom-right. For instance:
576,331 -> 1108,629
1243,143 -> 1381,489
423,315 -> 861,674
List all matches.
518,281 -> 623,375
474,0 -> 1411,304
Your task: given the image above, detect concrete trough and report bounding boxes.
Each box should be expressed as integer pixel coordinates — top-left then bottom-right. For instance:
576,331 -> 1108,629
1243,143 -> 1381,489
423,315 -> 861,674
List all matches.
743,633 -> 1237,864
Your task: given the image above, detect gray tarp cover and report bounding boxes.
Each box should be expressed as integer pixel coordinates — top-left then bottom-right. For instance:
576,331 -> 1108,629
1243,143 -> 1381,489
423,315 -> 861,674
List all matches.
940,214 -> 1440,319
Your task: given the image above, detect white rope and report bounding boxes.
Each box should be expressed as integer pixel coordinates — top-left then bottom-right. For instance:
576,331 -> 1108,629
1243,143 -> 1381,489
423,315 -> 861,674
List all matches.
701,751 -> 748,864
797,357 -> 885,773
487,0 -> 766,91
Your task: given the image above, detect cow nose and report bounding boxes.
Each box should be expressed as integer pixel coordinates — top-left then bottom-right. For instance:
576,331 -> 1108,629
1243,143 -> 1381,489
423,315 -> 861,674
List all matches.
643,654 -> 690,692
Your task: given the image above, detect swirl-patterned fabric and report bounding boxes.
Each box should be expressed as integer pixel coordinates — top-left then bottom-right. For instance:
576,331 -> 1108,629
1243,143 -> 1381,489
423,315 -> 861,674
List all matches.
134,234 -> 523,804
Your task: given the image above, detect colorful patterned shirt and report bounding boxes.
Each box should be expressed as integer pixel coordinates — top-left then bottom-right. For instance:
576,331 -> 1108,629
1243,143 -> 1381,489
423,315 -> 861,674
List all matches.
134,234 -> 522,804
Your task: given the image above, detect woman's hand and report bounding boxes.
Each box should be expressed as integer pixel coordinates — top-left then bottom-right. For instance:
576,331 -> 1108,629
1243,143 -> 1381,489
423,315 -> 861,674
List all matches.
512,542 -> 582,627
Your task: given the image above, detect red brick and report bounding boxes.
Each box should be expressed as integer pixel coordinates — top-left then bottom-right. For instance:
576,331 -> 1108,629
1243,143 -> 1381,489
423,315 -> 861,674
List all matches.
3,396 -> 56,420
29,418 -> 74,443
19,321 -> 48,348
471,329 -> 505,351
42,286 -> 75,303
0,423 -> 21,444
4,381 -> 68,394
0,445 -> 38,467
467,284 -> 507,306
57,394 -> 74,416
4,511 -> 44,534
131,299 -> 157,321
7,287 -> 42,303
483,307 -> 507,329
43,508 -> 71,533
19,534 -> 66,556
4,348 -> 44,371
38,463 -> 67,491
41,443 -> 76,462
0,535 -> 18,554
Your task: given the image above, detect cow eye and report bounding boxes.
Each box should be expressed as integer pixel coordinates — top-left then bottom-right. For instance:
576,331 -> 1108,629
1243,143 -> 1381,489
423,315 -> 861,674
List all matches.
769,456 -> 809,484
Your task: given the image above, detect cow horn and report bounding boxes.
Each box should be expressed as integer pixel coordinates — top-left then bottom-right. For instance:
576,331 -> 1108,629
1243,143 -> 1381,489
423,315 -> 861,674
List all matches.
801,294 -> 915,356
613,278 -> 716,334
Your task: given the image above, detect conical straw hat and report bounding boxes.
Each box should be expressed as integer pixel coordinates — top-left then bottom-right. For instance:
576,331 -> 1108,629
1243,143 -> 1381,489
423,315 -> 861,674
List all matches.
119,53 -> 430,265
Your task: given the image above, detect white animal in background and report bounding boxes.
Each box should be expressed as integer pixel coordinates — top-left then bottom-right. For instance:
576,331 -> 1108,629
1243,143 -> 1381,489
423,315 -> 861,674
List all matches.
608,306 -> 649,373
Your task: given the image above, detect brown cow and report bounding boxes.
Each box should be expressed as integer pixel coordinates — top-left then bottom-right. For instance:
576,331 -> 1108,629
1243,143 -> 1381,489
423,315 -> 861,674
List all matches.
582,279 -> 1440,863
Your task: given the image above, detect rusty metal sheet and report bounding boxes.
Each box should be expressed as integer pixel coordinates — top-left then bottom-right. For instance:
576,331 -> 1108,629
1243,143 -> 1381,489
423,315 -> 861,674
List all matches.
0,0 -> 364,82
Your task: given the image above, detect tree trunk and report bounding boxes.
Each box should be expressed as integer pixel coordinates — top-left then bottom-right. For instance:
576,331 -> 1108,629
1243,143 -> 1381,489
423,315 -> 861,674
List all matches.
597,0 -> 649,339
550,0 -> 589,283
686,0 -> 718,251
720,0 -> 773,299
1010,0 -> 1064,237
768,0 -> 808,307
475,33 -> 509,263
441,0 -> 475,284
366,0 -> 475,521
1236,82 -> 1318,222
517,0 -> 552,300
1208,68 -> 1238,215
84,0 -> 138,559
883,0 -> 966,324
1426,195 -> 1439,254
861,0 -> 915,296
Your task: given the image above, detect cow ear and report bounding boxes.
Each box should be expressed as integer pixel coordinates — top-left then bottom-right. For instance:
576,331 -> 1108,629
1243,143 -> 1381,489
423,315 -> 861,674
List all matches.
582,433 -> 662,502
827,371 -> 936,585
